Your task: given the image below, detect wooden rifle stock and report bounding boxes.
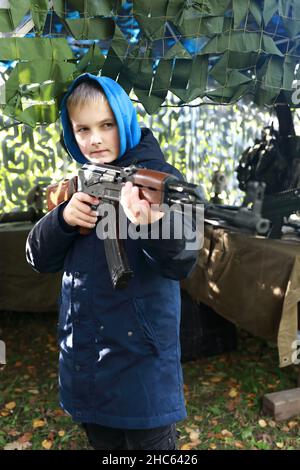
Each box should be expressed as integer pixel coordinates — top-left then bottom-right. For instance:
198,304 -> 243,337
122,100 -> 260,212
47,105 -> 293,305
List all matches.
46,176 -> 91,236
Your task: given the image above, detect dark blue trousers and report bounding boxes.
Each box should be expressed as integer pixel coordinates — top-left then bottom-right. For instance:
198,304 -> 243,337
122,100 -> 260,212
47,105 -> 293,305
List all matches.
82,423 -> 178,450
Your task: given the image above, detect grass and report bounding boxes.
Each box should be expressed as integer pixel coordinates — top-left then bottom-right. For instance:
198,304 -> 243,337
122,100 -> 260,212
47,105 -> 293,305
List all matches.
0,311 -> 299,450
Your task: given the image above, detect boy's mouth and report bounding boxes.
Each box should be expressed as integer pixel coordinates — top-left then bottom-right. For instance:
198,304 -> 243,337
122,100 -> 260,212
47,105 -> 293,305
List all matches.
90,149 -> 108,155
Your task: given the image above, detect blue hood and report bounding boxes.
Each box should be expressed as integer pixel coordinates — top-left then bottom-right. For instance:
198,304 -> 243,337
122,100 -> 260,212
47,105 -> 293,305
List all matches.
60,73 -> 141,164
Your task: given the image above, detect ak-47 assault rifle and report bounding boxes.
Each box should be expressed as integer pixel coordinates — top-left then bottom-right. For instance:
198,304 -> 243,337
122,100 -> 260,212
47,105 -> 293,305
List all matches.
46,163 -> 271,289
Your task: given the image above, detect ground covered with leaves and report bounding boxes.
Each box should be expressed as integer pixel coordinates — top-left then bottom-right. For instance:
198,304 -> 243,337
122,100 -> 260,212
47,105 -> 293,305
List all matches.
0,311 -> 299,450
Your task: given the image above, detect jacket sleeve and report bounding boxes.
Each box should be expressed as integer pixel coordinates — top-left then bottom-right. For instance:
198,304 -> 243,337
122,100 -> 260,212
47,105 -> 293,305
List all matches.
26,201 -> 79,273
139,163 -> 200,280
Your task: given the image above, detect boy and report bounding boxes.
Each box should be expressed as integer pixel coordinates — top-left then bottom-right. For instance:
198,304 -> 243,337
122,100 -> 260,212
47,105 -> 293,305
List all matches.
26,73 -> 198,450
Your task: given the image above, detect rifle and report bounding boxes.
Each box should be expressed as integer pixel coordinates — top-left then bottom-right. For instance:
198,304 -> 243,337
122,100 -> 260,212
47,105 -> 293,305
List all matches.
46,163 -> 270,289
262,187 -> 300,238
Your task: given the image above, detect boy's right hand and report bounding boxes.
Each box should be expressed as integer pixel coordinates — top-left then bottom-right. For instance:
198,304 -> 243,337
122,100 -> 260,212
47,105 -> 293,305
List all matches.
63,192 -> 99,229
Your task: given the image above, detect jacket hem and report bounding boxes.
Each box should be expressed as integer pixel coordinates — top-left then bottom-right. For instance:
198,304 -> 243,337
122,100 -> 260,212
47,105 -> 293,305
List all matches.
62,403 -> 187,429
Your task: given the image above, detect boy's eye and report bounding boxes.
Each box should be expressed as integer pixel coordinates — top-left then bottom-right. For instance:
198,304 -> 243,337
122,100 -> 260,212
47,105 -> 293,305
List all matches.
77,127 -> 89,132
103,122 -> 113,128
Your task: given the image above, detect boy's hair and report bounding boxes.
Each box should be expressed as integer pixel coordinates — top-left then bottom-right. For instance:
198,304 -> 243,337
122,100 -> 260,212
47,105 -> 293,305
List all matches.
66,80 -> 107,112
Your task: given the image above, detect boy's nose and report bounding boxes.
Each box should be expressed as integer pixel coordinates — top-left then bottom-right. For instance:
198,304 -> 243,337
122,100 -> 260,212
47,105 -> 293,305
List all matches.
91,132 -> 103,145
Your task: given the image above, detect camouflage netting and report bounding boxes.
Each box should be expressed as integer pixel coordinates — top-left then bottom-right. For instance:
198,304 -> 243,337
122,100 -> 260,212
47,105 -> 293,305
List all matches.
0,0 -> 299,126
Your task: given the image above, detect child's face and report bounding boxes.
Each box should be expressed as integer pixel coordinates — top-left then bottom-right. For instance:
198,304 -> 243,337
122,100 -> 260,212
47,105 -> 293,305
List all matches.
69,96 -> 120,164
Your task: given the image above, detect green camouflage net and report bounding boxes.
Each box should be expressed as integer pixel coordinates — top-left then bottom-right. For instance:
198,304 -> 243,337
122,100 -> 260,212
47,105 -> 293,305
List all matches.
0,0 -> 299,126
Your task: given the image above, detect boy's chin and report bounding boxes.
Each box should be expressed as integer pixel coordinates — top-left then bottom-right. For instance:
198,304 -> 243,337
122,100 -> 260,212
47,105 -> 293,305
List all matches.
86,154 -> 117,164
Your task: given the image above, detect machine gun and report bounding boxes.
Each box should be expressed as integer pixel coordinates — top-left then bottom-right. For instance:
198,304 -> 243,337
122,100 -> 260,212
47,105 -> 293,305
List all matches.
261,187 -> 300,238
204,181 -> 270,235
47,163 -> 270,289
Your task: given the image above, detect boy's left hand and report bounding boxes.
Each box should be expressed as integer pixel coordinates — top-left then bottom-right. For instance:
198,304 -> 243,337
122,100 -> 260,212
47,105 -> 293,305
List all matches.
120,181 -> 165,225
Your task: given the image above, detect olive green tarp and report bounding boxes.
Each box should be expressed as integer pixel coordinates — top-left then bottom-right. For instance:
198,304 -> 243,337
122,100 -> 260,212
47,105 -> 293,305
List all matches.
181,225 -> 300,368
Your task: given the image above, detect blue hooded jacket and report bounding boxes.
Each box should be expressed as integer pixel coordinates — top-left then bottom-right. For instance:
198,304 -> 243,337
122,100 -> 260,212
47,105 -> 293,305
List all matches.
60,73 -> 141,163
26,74 -> 198,429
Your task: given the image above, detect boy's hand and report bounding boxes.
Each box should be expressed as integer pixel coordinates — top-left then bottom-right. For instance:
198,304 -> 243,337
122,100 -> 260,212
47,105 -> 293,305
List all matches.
120,181 -> 165,225
63,192 -> 99,229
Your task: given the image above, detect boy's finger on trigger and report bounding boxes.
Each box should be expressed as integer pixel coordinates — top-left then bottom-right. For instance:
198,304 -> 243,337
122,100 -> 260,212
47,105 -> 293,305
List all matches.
76,192 -> 99,205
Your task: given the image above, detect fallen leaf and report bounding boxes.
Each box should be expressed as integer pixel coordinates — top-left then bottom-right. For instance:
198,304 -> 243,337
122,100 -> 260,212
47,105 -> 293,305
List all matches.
210,419 -> 218,426
209,443 -> 217,450
189,431 -> 200,441
32,419 -> 46,429
288,421 -> 298,429
53,409 -> 66,417
281,425 -> 289,432
14,361 -> 22,367
18,432 -> 33,443
0,410 -> 10,417
258,419 -> 267,428
28,389 -> 39,395
268,420 -> 276,428
58,430 -> 65,437
7,430 -> 20,437
47,432 -> 55,441
194,415 -> 203,422
276,442 -> 284,449
180,443 -> 194,450
221,429 -> 233,438
5,402 -> 16,410
182,439 -> 201,449
4,440 -> 31,450
228,388 -> 238,398
234,441 -> 244,449
185,426 -> 195,433
210,376 -> 222,383
14,388 -> 23,393
42,439 -> 53,450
